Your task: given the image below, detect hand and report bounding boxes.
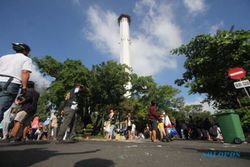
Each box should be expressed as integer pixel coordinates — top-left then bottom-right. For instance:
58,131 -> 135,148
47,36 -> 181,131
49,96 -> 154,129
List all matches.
21,87 -> 27,95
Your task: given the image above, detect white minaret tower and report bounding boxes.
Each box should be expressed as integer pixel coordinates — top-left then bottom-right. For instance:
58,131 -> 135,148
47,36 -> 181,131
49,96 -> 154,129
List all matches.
118,14 -> 131,67
118,14 -> 132,97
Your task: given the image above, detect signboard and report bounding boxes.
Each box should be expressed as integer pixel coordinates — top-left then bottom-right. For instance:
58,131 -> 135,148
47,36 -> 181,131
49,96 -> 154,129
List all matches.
234,80 -> 250,89
228,67 -> 246,80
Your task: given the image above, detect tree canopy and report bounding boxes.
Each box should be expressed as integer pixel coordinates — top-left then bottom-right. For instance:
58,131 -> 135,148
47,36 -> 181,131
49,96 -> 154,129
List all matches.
33,55 -> 187,131
171,29 -> 250,109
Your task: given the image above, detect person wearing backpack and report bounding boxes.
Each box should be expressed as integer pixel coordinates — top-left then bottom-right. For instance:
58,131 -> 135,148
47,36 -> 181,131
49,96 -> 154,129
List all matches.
209,124 -> 223,141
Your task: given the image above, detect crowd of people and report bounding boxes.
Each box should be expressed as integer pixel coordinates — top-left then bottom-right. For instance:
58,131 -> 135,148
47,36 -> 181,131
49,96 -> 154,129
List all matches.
146,101 -> 223,143
0,43 -> 82,143
103,110 -> 136,140
0,42 -> 223,144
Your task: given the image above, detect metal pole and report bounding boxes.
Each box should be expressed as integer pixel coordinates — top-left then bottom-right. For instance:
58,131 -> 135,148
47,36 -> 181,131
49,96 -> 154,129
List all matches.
240,79 -> 250,100
243,86 -> 250,100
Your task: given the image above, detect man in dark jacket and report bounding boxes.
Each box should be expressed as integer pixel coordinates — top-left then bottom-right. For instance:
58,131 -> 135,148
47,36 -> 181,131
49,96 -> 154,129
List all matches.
9,81 -> 40,141
57,84 -> 85,143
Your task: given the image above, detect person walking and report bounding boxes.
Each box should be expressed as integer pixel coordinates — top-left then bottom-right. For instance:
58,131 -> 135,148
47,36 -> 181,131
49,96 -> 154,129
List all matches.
109,109 -> 117,140
57,84 -> 85,143
0,43 -> 32,122
148,101 -> 159,143
126,112 -> 133,140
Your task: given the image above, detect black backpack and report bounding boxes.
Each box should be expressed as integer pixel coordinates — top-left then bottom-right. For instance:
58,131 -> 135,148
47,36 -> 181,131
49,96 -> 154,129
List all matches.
209,126 -> 218,137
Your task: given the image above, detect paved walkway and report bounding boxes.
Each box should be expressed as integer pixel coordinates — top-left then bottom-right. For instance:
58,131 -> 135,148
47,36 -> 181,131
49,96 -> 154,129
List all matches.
0,139 -> 249,167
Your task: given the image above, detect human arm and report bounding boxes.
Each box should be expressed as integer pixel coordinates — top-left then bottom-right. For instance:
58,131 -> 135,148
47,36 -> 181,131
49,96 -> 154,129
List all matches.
21,57 -> 32,94
21,70 -> 30,93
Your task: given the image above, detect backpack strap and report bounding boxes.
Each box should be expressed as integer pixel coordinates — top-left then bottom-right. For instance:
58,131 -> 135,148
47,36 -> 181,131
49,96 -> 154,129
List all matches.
0,74 -> 14,91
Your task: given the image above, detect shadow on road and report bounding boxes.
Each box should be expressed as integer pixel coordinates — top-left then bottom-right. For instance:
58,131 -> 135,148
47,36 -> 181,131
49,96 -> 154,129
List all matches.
0,147 -> 101,167
74,158 -> 115,167
0,140 -> 50,147
183,147 -> 250,160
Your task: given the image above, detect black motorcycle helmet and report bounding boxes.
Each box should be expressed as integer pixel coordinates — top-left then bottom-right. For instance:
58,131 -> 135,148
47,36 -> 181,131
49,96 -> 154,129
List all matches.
12,43 -> 31,54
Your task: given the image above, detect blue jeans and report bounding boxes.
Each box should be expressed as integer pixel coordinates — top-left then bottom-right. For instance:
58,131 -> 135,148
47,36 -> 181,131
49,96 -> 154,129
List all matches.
0,82 -> 20,122
109,124 -> 115,138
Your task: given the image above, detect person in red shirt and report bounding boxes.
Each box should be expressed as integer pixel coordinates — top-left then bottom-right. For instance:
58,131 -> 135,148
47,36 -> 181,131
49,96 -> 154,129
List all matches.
148,101 -> 159,142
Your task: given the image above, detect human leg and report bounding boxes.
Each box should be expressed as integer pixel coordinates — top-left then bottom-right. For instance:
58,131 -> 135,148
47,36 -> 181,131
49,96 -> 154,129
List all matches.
109,124 -> 115,139
68,112 -> 77,140
151,120 -> 158,142
57,107 -> 75,141
10,111 -> 27,138
1,109 -> 11,139
0,83 -> 19,122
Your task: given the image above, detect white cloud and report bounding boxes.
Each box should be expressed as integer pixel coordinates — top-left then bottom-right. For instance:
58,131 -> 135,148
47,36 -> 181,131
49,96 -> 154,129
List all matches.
209,21 -> 224,34
183,0 -> 206,13
85,5 -> 120,58
30,64 -> 51,93
84,1 -> 182,76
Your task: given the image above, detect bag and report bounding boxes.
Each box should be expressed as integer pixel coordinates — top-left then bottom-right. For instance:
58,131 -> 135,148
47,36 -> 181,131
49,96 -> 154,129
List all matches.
103,121 -> 111,132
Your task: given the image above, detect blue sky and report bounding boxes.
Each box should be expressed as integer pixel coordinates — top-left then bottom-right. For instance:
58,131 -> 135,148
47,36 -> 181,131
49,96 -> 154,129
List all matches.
0,0 -> 249,110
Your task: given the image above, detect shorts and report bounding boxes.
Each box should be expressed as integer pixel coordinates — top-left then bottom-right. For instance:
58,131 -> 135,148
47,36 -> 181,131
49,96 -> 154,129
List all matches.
23,114 -> 34,126
14,110 -> 27,123
149,120 -> 157,131
127,126 -> 132,131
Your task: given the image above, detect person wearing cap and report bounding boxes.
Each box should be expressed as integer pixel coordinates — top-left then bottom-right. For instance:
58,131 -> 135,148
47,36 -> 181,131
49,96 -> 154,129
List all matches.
0,43 -> 32,122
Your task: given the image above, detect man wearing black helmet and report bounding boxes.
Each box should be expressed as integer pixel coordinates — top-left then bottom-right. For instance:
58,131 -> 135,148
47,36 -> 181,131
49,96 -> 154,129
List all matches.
0,43 -> 32,122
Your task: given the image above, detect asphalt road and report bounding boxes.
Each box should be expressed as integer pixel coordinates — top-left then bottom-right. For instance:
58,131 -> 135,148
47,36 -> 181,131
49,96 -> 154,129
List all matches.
0,139 -> 249,167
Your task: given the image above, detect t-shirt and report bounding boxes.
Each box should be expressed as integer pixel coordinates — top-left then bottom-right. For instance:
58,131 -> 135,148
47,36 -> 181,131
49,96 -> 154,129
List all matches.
158,122 -> 164,131
0,53 -> 32,84
21,88 -> 40,115
164,115 -> 172,127
148,106 -> 159,120
131,124 -> 136,132
32,117 -> 39,129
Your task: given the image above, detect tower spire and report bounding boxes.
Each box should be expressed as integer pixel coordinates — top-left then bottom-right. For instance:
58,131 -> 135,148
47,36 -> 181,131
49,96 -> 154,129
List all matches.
118,14 -> 132,97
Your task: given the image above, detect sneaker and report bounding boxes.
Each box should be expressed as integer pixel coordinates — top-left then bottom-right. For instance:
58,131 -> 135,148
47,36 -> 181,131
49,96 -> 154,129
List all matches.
8,137 -> 17,143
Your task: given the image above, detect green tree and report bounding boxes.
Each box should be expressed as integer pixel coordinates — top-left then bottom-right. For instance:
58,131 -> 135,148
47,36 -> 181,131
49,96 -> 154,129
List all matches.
184,104 -> 203,113
171,29 -> 250,109
89,60 -> 130,112
130,74 -> 156,98
33,56 -> 90,117
152,86 -> 181,111
33,56 -> 186,133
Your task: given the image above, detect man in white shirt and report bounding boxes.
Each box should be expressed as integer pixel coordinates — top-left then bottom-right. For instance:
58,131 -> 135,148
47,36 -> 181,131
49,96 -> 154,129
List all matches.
0,43 -> 32,122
